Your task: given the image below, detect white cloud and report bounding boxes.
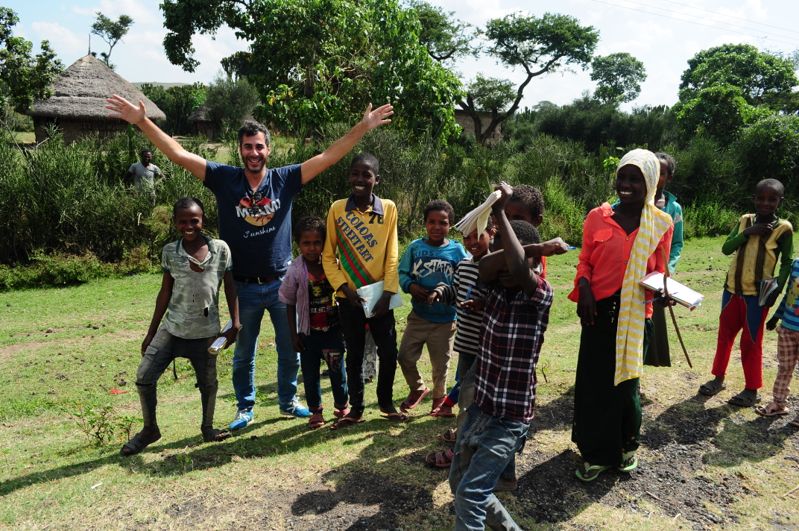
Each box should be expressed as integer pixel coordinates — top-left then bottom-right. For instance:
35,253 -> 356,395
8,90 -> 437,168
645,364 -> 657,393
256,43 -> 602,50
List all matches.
31,21 -> 85,58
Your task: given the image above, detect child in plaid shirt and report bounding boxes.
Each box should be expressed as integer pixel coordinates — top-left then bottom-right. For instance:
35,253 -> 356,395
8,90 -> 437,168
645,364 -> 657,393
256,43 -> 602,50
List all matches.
448,183 -> 553,531
758,257 -> 799,426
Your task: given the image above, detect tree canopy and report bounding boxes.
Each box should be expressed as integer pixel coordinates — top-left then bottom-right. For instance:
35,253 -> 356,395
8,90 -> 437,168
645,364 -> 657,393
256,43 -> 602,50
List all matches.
0,7 -> 62,113
457,12 -> 599,144
91,12 -> 134,69
408,0 -> 474,63
161,0 -> 462,142
679,44 -> 798,111
591,52 -> 646,104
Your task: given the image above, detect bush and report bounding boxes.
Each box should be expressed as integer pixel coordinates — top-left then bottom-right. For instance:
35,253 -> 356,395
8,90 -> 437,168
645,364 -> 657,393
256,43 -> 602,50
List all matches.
0,252 -> 110,290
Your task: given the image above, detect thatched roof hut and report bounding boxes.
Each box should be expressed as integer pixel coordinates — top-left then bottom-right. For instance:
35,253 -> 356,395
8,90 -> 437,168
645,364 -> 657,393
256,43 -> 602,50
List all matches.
28,54 -> 166,143
188,105 -> 217,139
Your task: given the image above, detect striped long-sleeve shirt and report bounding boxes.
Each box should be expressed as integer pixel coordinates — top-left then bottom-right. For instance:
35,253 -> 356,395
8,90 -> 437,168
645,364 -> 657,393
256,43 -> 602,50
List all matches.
435,259 -> 486,356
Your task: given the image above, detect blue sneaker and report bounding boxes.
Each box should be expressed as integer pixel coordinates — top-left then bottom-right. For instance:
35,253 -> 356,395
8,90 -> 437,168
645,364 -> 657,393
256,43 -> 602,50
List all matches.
280,400 -> 311,418
228,408 -> 254,430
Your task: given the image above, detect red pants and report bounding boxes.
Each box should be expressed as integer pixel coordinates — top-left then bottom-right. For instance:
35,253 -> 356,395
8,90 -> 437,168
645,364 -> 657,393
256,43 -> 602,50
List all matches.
712,292 -> 767,390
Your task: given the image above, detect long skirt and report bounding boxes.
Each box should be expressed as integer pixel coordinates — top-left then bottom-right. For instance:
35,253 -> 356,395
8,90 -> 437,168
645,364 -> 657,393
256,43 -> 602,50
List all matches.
644,299 -> 671,366
572,294 -> 649,467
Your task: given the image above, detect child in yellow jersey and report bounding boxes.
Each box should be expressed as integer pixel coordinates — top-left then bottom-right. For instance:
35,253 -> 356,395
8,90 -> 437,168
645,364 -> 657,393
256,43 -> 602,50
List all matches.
322,153 -> 406,427
699,179 -> 793,407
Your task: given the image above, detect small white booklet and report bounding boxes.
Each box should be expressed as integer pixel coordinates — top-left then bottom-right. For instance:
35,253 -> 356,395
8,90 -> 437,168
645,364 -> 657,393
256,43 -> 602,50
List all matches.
356,280 -> 404,318
454,190 -> 502,236
640,272 -> 704,310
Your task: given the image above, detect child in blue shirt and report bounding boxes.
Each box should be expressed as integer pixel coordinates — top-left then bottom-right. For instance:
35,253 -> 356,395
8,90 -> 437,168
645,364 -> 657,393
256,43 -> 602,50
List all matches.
398,200 -> 467,414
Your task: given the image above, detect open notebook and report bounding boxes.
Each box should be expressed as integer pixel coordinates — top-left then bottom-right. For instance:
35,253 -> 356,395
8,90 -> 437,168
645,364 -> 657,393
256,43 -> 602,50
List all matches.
356,281 -> 404,318
640,272 -> 704,310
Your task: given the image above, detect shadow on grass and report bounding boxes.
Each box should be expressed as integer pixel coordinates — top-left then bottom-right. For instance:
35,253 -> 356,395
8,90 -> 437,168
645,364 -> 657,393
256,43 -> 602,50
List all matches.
642,394 -> 728,448
703,414 -> 799,467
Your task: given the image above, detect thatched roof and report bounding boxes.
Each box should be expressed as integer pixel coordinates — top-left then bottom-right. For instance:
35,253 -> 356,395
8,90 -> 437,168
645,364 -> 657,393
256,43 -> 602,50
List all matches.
29,55 -> 165,121
189,105 -> 210,122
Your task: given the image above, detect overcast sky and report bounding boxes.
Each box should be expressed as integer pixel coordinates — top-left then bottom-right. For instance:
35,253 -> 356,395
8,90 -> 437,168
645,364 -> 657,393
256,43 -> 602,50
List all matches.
11,0 -> 799,110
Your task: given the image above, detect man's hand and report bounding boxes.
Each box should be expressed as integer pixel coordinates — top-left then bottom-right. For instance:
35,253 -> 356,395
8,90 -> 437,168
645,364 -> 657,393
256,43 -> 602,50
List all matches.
541,238 -> 571,256
361,103 -> 394,131
409,283 -> 430,302
492,181 -> 514,213
372,292 -> 392,318
141,332 -> 154,356
223,323 -> 241,346
106,94 -> 146,125
766,315 -> 780,331
342,285 -> 365,309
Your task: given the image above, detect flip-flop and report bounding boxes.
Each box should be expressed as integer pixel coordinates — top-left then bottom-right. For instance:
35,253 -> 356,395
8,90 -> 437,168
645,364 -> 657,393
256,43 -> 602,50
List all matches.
425,448 -> 454,469
381,411 -> 408,422
575,462 -> 611,482
400,388 -> 430,412
330,415 -> 364,430
201,428 -> 231,442
438,427 -> 457,444
698,379 -> 726,396
755,403 -> 789,417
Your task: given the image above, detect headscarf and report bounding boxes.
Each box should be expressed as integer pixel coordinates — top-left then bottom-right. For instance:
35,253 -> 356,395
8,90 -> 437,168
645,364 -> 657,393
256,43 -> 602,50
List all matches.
614,149 -> 673,385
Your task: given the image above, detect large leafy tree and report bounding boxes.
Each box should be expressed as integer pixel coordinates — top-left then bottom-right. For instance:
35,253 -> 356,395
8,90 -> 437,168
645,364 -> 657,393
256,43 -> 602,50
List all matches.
591,52 -> 646,105
679,44 -> 798,110
408,0 -> 474,63
160,0 -> 462,142
140,82 -> 207,135
91,12 -> 134,69
457,13 -> 599,144
674,83 -> 770,143
0,8 -> 62,113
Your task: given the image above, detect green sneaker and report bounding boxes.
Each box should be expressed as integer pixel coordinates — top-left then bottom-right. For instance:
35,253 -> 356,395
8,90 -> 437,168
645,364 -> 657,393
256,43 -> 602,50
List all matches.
618,451 -> 638,472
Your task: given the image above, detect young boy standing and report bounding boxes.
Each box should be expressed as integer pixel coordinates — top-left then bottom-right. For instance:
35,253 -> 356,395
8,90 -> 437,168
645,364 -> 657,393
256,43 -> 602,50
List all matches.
700,179 -> 793,406
322,152 -> 405,426
398,200 -> 467,414
449,183 -> 553,530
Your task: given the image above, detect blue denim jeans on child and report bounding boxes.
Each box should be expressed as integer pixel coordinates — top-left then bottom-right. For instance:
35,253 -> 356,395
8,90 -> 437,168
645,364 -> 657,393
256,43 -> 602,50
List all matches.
233,279 -> 301,412
299,327 -> 348,410
449,404 -> 529,531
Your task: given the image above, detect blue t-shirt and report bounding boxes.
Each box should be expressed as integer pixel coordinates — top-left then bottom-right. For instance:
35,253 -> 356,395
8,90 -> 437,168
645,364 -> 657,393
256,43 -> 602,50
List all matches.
204,161 -> 302,277
399,238 -> 467,323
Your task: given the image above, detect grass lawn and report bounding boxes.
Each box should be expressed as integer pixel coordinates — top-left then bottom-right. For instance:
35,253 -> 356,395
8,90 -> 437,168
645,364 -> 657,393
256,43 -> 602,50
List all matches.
1,236 -> 798,529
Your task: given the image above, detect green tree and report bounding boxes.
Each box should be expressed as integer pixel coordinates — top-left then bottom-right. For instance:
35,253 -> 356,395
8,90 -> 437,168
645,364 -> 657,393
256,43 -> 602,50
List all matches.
91,12 -> 134,68
674,83 -> 769,143
458,13 -> 599,144
140,82 -> 207,135
679,44 -> 797,110
591,52 -> 646,104
0,8 -> 62,113
160,0 -> 462,143
205,76 -> 259,139
409,0 -> 474,62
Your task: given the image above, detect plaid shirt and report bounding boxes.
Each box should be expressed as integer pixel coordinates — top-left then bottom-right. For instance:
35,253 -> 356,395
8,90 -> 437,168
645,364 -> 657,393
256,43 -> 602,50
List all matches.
474,279 -> 553,423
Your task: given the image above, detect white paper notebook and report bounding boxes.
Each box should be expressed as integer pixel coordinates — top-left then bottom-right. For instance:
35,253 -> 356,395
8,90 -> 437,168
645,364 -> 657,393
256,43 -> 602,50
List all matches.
356,280 -> 404,318
640,272 -> 704,310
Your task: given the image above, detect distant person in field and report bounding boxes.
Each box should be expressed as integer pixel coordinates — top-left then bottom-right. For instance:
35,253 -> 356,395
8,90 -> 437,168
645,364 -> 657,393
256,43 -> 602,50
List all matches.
699,178 -> 793,407
121,197 -> 240,456
644,152 -> 684,367
106,94 -> 393,430
126,148 -> 162,204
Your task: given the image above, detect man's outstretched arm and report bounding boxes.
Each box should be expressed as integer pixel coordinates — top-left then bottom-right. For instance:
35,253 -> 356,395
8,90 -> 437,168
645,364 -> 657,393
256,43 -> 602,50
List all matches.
300,103 -> 393,185
106,95 -> 207,181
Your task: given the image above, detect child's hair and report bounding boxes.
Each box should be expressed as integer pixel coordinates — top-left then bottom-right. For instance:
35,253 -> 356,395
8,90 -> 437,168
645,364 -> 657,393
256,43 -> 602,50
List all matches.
509,220 -> 540,246
757,178 -> 785,196
424,199 -> 455,224
238,120 -> 271,147
655,152 -> 676,177
140,148 -> 152,156
294,216 -> 326,242
173,197 -> 205,219
509,184 -> 544,219
351,152 -> 380,173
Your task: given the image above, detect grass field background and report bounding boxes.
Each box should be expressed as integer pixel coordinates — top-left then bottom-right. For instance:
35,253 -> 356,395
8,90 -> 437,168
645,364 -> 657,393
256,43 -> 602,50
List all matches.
1,236 -> 798,529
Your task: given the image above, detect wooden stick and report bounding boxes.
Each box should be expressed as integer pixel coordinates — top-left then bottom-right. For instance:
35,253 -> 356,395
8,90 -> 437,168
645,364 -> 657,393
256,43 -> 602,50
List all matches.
782,484 -> 799,498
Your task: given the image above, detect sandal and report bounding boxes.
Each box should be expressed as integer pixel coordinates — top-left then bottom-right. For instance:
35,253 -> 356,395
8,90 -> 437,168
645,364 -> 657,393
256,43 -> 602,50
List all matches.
698,379 -> 726,397
330,414 -> 364,430
438,427 -> 457,444
618,451 -> 638,473
755,402 -> 789,417
381,410 -> 408,422
400,388 -> 430,412
333,403 -> 350,419
575,461 -> 611,482
430,396 -> 446,415
308,411 -> 325,429
120,428 -> 161,456
431,404 -> 455,417
201,427 -> 231,442
425,448 -> 454,469
727,390 -> 760,407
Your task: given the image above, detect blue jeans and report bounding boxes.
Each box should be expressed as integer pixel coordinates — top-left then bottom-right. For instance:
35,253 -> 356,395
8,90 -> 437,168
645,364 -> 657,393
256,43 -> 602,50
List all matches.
449,405 -> 528,531
233,279 -> 300,411
299,327 -> 349,410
